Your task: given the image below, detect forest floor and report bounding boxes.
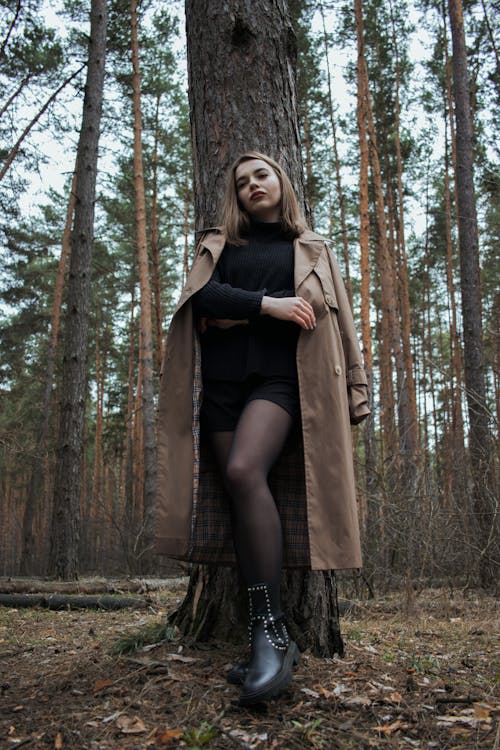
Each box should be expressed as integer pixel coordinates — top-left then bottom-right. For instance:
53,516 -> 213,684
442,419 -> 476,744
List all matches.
0,581 -> 498,750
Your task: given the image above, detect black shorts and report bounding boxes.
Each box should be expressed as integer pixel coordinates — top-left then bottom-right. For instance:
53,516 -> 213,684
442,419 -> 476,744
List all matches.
201,374 -> 301,433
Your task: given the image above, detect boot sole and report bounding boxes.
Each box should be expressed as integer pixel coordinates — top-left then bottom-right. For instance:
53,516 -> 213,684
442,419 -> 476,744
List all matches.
227,648 -> 300,686
238,641 -> 300,706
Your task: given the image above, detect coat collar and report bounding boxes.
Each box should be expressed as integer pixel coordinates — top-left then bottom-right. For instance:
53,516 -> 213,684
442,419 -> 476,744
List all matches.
198,226 -> 327,289
294,229 -> 326,289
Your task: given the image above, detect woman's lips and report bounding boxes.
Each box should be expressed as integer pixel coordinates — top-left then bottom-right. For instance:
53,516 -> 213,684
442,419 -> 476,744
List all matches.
250,191 -> 265,200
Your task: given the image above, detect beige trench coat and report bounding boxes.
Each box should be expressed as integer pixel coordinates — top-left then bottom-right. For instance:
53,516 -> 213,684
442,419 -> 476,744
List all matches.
154,228 -> 370,570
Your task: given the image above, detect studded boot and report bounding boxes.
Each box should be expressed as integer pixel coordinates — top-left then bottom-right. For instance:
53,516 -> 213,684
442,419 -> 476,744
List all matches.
238,582 -> 299,706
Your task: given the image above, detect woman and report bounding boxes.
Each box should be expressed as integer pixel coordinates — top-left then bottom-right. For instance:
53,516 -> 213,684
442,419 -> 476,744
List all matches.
155,152 -> 370,706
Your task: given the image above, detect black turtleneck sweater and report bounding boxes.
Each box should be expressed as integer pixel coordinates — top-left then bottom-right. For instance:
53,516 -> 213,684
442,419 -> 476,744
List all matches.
191,220 -> 299,381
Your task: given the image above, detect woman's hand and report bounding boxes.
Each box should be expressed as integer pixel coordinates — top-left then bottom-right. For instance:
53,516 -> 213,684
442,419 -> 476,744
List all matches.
260,296 -> 316,330
199,317 -> 249,333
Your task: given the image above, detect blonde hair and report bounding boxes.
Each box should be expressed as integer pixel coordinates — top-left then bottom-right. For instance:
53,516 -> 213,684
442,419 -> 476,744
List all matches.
222,151 -> 306,245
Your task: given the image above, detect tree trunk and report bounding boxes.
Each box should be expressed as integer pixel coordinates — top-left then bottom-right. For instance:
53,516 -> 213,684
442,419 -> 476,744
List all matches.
186,0 -> 306,227
173,0 -> 344,656
389,0 -> 418,461
20,170 -> 77,576
50,0 -> 106,581
130,0 -> 156,568
150,91 -> 164,375
355,0 -> 377,582
320,5 -> 353,310
448,0 -> 496,586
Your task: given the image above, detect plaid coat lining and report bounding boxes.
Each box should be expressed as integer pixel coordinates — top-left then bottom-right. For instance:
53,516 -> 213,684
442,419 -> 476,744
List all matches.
188,328 -> 311,567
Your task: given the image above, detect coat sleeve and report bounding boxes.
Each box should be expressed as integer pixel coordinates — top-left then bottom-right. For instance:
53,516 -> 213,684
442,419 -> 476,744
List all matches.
326,245 -> 371,425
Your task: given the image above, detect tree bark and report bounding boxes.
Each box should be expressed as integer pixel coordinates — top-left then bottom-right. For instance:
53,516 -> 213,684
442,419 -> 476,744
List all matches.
173,0 -> 344,656
50,0 -> 106,580
186,0 -> 306,227
130,0 -> 157,568
448,0 -> 496,586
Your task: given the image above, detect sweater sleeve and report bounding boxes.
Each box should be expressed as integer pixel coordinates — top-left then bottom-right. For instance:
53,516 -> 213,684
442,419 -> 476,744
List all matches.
191,263 -> 266,319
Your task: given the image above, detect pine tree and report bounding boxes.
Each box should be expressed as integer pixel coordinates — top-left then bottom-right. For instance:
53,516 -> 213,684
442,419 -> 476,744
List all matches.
50,0 -> 107,580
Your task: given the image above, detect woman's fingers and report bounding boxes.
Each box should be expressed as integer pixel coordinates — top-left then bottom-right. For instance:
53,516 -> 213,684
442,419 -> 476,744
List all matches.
291,298 -> 316,329
259,296 -> 317,329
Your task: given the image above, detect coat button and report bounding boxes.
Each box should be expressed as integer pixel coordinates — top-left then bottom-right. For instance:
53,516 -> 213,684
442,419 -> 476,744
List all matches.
325,294 -> 333,305
334,365 -> 342,375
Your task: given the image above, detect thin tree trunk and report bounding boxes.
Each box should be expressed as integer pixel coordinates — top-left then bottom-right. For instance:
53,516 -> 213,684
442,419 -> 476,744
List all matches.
355,3 -> 377,580
389,0 -> 418,459
320,4 -> 353,309
0,65 -> 85,182
130,0 -> 156,568
91,324 -> 106,567
359,6 -> 413,478
50,0 -> 106,580
150,91 -> 163,374
122,288 -> 137,572
0,73 -> 34,119
480,0 -> 499,72
302,102 -> 315,228
0,0 -> 22,59
448,0 -> 496,586
20,170 -> 77,576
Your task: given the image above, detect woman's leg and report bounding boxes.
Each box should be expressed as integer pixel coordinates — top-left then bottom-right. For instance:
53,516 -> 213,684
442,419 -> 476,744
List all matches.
211,398 -> 292,604
210,400 -> 297,703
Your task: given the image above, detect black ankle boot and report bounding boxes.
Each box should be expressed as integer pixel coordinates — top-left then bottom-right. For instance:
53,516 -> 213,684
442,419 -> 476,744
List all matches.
238,583 -> 299,706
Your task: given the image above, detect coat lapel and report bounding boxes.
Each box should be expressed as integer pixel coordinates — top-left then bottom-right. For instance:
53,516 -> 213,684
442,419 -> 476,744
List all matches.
198,228 -> 226,264
294,230 -> 326,291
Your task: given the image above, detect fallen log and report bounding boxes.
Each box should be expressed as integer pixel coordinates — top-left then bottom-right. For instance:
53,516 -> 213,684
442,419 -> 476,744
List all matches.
0,576 -> 188,595
0,593 -> 148,610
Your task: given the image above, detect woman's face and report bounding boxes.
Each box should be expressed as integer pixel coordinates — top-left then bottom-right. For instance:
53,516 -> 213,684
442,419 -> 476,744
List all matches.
234,159 -> 282,222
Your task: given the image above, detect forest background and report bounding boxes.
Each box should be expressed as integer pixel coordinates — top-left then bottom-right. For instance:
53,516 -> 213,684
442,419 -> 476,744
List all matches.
0,0 -> 498,593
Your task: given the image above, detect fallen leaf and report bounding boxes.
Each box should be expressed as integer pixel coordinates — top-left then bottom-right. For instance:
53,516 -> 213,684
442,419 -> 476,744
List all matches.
8,726 -> 16,736
116,715 -> 147,734
344,695 -> 371,707
389,691 -> 403,703
372,720 -> 407,734
54,731 -> 63,749
473,702 -> 492,719
157,727 -> 184,744
94,678 -> 113,692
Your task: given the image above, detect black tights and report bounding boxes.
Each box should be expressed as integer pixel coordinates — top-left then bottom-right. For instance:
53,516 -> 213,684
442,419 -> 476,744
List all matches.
209,399 -> 293,611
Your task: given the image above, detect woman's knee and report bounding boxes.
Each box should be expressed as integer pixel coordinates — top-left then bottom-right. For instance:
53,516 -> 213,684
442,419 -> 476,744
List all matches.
224,456 -> 263,495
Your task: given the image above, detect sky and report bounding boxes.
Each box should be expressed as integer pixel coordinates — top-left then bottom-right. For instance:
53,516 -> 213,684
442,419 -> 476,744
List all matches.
14,0 -> 439,242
